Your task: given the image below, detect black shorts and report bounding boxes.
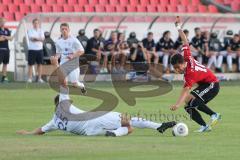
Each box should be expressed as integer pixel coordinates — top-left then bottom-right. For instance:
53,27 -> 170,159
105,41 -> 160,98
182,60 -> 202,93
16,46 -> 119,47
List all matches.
0,49 -> 10,65
28,50 -> 43,65
191,82 -> 220,104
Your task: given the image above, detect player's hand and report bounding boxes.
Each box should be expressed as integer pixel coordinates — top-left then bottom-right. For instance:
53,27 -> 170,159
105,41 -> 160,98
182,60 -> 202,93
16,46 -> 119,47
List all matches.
50,56 -> 58,66
170,104 -> 180,111
175,16 -> 182,28
16,130 -> 29,135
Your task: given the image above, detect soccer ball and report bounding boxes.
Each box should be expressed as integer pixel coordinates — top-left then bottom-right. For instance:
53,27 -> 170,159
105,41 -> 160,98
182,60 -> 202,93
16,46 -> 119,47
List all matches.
172,122 -> 189,137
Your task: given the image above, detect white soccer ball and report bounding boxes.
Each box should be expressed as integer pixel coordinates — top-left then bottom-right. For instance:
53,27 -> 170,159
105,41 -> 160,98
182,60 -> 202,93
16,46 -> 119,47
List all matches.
172,122 -> 189,137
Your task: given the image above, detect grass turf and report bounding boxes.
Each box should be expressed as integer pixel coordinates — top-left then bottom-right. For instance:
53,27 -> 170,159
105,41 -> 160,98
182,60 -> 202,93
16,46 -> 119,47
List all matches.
0,81 -> 240,160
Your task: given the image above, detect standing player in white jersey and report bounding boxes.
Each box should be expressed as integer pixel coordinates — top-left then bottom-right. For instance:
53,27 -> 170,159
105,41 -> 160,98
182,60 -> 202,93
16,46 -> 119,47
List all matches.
50,23 -> 86,94
16,87 -> 176,137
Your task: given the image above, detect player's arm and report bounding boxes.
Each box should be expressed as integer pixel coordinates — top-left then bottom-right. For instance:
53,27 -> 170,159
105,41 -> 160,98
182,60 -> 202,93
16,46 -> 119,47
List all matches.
175,16 -> 188,46
16,128 -> 45,135
170,86 -> 190,111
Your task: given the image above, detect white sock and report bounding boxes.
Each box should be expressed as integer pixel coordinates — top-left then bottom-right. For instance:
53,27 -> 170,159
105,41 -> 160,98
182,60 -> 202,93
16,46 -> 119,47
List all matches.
74,81 -> 85,89
111,127 -> 129,137
227,55 -> 233,71
130,117 -> 161,129
197,56 -> 203,64
163,54 -> 169,70
216,55 -> 223,68
207,55 -> 216,68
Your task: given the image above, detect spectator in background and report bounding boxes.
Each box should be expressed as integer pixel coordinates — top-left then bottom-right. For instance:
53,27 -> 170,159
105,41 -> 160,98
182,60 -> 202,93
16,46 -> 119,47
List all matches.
156,31 -> 175,73
142,32 -> 158,65
43,31 -> 56,64
225,34 -> 240,72
85,28 -> 107,73
0,17 -> 13,83
117,32 -> 129,73
191,27 -> 205,63
104,31 -> 119,73
27,18 -> 45,83
130,41 -> 148,75
201,31 -> 210,65
127,32 -> 139,49
216,30 -> 234,72
207,32 -> 221,69
77,29 -> 88,49
127,32 -> 139,61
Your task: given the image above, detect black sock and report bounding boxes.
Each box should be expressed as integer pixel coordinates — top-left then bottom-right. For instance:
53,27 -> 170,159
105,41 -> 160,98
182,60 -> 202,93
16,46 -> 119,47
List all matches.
185,107 -> 206,126
1,76 -> 5,82
197,104 -> 216,116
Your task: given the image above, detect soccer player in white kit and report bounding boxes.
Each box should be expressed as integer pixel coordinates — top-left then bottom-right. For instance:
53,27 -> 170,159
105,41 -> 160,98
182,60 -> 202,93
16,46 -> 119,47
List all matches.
17,87 -> 176,137
50,23 -> 86,94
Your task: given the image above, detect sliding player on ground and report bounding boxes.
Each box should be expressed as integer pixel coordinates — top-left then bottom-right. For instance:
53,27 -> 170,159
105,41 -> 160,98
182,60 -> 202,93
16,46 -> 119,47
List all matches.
17,87 -> 176,137
169,16 -> 221,133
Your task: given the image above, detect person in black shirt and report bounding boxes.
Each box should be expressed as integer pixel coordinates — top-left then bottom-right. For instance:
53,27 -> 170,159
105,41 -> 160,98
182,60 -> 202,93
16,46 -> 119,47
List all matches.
0,18 -> 13,83
43,32 -> 56,64
104,31 -> 119,73
85,29 -> 107,73
117,32 -> 129,73
131,41 -> 148,75
207,32 -> 221,69
156,31 -> 175,72
226,34 -> 240,72
77,29 -> 88,49
216,30 -> 234,72
142,32 -> 158,65
191,27 -> 205,63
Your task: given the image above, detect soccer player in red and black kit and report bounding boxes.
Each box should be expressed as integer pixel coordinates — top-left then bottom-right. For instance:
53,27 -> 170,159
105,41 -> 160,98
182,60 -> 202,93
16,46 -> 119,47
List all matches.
169,17 -> 221,132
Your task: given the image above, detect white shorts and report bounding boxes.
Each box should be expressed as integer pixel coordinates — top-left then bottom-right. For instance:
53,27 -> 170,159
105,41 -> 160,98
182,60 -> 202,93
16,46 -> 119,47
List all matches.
157,51 -> 169,57
84,112 -> 122,136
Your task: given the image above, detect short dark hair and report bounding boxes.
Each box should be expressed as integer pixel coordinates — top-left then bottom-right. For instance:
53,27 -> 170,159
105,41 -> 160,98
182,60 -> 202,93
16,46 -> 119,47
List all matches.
148,32 -> 153,35
32,18 -> 39,23
183,29 -> 189,34
170,54 -> 184,65
194,27 -> 200,32
60,23 -> 69,28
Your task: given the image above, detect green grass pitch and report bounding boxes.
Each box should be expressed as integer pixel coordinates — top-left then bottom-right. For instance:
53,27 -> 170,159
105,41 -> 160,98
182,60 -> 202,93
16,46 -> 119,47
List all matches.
0,81 -> 240,160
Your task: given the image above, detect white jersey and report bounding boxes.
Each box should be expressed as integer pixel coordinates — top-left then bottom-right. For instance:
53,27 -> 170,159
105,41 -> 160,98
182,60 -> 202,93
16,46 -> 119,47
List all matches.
41,92 -> 121,136
55,36 -> 84,65
27,28 -> 45,50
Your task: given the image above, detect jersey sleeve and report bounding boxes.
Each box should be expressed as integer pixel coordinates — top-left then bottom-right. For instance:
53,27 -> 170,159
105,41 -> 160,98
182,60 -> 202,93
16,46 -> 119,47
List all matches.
182,44 -> 191,62
41,119 -> 58,133
73,38 -> 84,52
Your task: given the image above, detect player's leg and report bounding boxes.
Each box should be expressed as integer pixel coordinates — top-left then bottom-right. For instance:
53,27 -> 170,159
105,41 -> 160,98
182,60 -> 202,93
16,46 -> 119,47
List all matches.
36,50 -> 44,83
68,67 -> 86,94
207,52 -> 217,69
1,50 -> 10,82
130,116 -> 176,133
237,51 -> 240,72
191,82 -> 221,127
227,53 -> 233,72
216,51 -> 226,72
27,50 -> 36,82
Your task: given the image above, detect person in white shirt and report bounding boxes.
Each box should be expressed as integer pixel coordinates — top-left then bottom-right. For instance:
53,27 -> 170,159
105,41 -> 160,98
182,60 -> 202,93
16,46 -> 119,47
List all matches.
50,23 -> 86,94
27,18 -> 45,83
16,87 -> 176,137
